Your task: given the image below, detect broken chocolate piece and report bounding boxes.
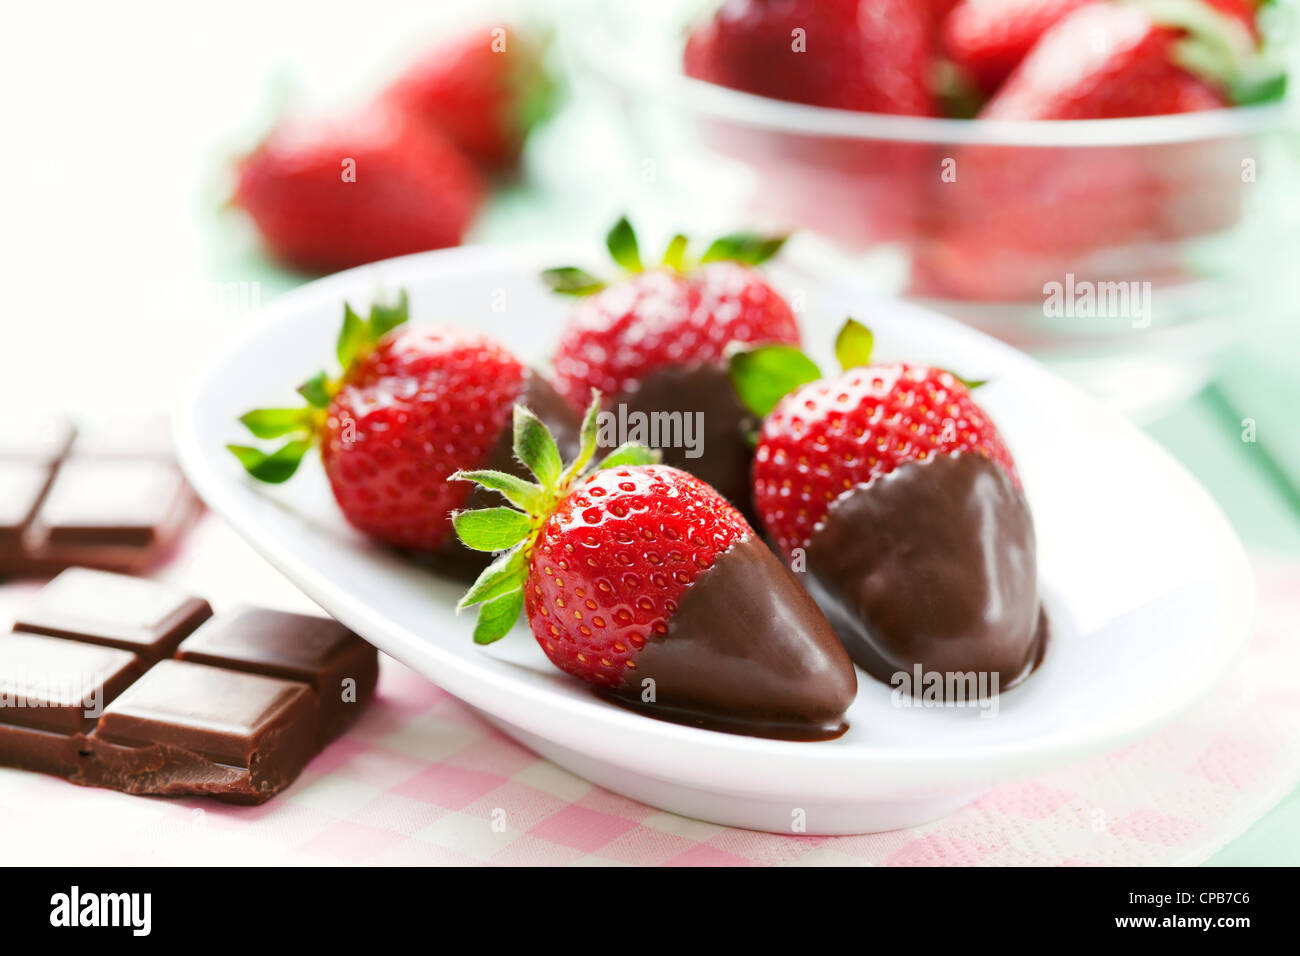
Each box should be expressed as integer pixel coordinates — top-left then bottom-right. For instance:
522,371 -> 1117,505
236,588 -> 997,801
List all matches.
0,571 -> 380,804
81,660 -> 317,804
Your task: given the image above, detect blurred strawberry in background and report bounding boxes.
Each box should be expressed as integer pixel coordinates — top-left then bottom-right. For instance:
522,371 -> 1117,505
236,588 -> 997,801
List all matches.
679,0 -> 1281,300
381,26 -> 555,173
915,0 -> 1273,301
233,24 -> 555,273
684,0 -> 935,115
235,106 -> 484,274
683,0 -> 937,246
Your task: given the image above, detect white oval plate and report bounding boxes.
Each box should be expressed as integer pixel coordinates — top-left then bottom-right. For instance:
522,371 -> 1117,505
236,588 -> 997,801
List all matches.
175,243 -> 1253,835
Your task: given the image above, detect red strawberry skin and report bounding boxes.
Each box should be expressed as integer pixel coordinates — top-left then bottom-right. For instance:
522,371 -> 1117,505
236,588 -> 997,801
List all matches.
382,26 -> 540,171
941,0 -> 1092,94
235,106 -> 484,274
753,363 -> 1017,558
320,329 -> 523,551
525,465 -> 751,688
553,262 -> 800,410
979,3 -> 1224,120
685,0 -> 935,115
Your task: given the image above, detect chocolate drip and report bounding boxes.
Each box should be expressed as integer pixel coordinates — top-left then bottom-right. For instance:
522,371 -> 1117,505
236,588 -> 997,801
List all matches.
612,363 -> 759,524
599,534 -> 857,741
803,452 -> 1046,696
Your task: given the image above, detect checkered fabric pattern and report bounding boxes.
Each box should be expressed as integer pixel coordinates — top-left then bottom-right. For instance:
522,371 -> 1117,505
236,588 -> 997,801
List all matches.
2,554 -> 1297,866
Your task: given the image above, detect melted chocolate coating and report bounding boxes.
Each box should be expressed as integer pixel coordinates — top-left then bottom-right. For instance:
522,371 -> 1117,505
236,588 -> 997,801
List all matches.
417,370 -> 582,582
613,363 -> 759,524
803,452 -> 1045,696
599,534 -> 857,741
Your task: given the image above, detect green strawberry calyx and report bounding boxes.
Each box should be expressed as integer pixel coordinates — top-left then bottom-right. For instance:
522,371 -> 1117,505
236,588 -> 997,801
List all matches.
540,216 -> 790,296
452,392 -> 660,644
226,290 -> 410,483
1134,0 -> 1288,104
728,318 -> 986,420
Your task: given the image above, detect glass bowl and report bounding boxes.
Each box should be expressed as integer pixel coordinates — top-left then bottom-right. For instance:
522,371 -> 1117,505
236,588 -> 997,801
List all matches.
568,1 -> 1300,417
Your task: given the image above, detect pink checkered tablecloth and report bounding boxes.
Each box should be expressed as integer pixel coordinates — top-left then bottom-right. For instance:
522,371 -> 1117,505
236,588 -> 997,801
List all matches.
2,516 -> 1298,866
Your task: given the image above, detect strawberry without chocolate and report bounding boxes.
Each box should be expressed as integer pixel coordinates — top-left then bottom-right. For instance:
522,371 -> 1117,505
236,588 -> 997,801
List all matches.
918,0 -> 1277,301
381,25 -> 555,173
684,0 -> 935,115
941,0 -> 1093,95
228,293 -> 579,577
234,105 -> 484,274
544,218 -> 799,519
731,321 -> 1045,695
452,398 -> 857,741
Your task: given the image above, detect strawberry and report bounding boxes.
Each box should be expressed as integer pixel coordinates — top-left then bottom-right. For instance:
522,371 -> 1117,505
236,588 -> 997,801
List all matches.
381,25 -> 555,173
730,321 -> 1043,691
735,321 -> 1017,557
917,0 -> 1280,300
979,2 -> 1262,119
452,398 -> 857,740
940,0 -> 1093,95
234,105 -> 484,274
684,0 -> 936,115
228,292 -> 578,570
543,219 -> 800,517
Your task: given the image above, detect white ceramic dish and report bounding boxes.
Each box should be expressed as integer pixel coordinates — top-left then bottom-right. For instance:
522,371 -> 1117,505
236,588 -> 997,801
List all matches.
174,243 -> 1253,835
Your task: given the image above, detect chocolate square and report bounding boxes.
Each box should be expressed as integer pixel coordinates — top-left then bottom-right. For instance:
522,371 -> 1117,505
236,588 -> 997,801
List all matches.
14,568 -> 212,663
0,632 -> 142,775
30,458 -> 191,550
86,660 -> 318,803
177,607 -> 379,744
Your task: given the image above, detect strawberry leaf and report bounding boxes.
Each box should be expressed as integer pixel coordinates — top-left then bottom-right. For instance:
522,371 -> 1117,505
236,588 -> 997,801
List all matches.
593,442 -> 661,472
562,391 -> 603,483
452,507 -> 533,553
458,545 -> 528,610
473,588 -> 524,644
661,233 -> 689,270
297,372 -> 333,409
834,319 -> 874,371
728,346 -> 822,419
699,232 -> 788,266
606,216 -> 642,272
238,407 -> 313,440
513,405 -> 563,486
337,303 -> 368,369
369,289 -> 409,339
540,266 -> 605,296
450,469 -> 542,512
227,439 -> 312,484
942,370 -> 988,391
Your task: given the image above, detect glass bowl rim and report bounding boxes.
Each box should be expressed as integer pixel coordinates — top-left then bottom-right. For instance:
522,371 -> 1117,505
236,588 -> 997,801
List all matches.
572,19 -> 1299,148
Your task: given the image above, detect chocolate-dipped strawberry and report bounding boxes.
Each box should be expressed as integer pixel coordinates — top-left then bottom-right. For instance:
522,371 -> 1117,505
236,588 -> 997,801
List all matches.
228,292 -> 579,579
731,320 -> 1046,696
452,396 -> 857,740
542,218 -> 800,522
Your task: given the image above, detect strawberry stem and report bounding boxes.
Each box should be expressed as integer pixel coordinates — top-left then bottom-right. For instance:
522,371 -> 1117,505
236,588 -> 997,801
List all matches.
451,391 -> 659,643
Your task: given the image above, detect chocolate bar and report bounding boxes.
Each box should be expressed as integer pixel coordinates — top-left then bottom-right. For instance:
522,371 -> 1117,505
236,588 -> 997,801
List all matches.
0,416 -> 201,578
0,568 -> 379,804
